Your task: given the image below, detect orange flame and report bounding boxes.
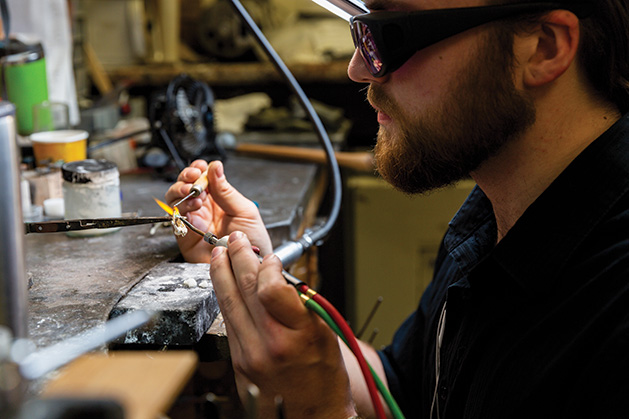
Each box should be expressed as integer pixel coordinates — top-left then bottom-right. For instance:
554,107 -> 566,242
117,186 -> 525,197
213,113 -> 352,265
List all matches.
154,198 -> 174,216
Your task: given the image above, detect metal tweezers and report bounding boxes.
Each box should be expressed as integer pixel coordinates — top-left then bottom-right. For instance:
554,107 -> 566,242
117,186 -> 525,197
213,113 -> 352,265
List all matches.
24,216 -> 172,234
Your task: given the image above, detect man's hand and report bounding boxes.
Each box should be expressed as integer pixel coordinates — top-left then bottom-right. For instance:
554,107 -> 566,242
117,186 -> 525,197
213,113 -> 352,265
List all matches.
165,160 -> 273,263
210,231 -> 357,418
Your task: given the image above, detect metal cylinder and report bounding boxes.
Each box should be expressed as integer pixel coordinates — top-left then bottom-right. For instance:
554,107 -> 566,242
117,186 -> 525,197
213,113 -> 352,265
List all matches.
0,102 -> 28,339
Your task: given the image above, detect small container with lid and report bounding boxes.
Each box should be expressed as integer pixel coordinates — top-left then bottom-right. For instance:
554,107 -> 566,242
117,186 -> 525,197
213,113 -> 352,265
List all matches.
62,159 -> 121,237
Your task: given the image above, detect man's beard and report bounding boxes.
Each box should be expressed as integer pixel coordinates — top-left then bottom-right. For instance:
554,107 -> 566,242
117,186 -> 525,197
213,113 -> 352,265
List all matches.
370,31 -> 536,195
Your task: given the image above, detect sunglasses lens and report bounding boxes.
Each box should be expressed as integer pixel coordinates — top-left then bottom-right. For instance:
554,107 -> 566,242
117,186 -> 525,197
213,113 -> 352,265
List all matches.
352,21 -> 384,76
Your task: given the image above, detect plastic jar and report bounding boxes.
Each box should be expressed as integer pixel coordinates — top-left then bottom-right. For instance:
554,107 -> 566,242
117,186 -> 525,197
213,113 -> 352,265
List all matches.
62,159 -> 121,237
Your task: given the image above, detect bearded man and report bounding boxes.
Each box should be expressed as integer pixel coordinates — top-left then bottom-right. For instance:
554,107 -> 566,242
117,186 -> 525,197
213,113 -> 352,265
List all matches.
166,0 -> 629,417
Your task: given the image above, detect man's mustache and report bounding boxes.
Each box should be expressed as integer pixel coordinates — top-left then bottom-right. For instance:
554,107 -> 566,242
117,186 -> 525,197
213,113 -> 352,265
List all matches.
368,84 -> 408,126
367,85 -> 393,115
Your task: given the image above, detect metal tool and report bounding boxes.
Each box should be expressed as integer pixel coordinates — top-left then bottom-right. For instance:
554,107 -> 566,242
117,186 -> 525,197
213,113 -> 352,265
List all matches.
356,296 -> 383,339
177,216 -> 229,247
24,216 -> 172,234
18,310 -> 154,380
154,197 -> 302,286
176,216 -> 303,287
0,101 -> 28,417
172,167 -> 209,208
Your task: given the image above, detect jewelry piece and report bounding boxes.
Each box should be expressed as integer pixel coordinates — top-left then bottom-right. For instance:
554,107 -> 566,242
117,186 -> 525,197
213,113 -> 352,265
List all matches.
171,207 -> 188,237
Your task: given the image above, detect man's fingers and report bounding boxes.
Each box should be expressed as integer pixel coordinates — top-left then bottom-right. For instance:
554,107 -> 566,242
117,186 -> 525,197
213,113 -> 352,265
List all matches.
227,235 -> 314,331
257,254 -> 312,330
177,160 -> 208,183
207,161 -> 258,216
225,232 -> 271,322
164,160 -> 210,210
210,245 -> 259,340
225,232 -> 308,332
221,314 -> 244,360
164,161 -> 204,201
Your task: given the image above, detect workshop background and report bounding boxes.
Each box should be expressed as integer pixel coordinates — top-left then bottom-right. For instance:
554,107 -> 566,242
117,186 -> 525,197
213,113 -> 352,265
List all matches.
3,1 -> 474,417
12,0 -> 476,349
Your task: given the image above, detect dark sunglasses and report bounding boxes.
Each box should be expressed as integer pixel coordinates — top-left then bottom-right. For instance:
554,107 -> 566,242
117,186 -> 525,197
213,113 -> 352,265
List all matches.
350,2 -> 594,77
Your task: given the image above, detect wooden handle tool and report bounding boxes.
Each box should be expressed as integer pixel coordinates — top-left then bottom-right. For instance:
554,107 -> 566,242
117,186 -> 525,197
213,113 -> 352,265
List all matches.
234,143 -> 375,172
172,167 -> 209,207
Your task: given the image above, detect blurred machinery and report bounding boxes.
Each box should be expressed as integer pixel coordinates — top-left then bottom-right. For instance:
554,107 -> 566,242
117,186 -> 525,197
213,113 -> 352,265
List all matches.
146,74 -> 225,171
196,0 -> 270,61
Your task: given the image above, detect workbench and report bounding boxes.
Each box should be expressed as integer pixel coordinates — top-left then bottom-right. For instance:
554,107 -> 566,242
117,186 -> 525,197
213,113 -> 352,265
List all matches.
24,155 -> 322,354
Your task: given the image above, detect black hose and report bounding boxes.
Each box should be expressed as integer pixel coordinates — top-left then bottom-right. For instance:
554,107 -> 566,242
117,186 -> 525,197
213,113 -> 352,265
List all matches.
228,0 -> 343,261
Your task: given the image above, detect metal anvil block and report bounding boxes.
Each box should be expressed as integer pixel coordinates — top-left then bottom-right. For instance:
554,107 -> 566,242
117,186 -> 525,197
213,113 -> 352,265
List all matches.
109,262 -> 218,346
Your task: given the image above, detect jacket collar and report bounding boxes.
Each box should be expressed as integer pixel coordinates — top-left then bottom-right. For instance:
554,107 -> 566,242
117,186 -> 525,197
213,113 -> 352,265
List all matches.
445,113 -> 629,297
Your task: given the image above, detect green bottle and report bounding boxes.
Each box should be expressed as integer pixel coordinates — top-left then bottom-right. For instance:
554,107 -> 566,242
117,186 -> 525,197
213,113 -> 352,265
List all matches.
1,39 -> 49,136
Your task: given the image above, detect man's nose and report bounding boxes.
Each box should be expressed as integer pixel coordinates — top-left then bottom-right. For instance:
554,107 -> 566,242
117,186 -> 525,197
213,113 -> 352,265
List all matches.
347,49 -> 386,84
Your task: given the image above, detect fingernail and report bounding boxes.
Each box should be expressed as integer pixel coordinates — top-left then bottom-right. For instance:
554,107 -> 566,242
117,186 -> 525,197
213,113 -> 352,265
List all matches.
213,160 -> 224,178
263,254 -> 280,263
211,246 -> 225,259
228,231 -> 244,243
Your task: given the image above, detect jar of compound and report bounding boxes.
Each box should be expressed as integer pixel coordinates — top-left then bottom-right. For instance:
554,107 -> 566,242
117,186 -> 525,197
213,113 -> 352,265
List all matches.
62,159 -> 121,237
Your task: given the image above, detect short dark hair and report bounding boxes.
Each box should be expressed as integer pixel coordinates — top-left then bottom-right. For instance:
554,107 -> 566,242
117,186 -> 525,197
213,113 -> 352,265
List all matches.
489,0 -> 629,113
578,1 -> 629,113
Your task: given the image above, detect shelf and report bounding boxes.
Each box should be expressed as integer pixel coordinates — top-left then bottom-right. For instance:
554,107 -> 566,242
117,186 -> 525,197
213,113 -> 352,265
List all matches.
106,60 -> 352,87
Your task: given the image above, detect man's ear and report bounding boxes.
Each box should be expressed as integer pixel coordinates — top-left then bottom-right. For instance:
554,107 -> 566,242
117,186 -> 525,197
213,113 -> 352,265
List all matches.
523,10 -> 580,87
